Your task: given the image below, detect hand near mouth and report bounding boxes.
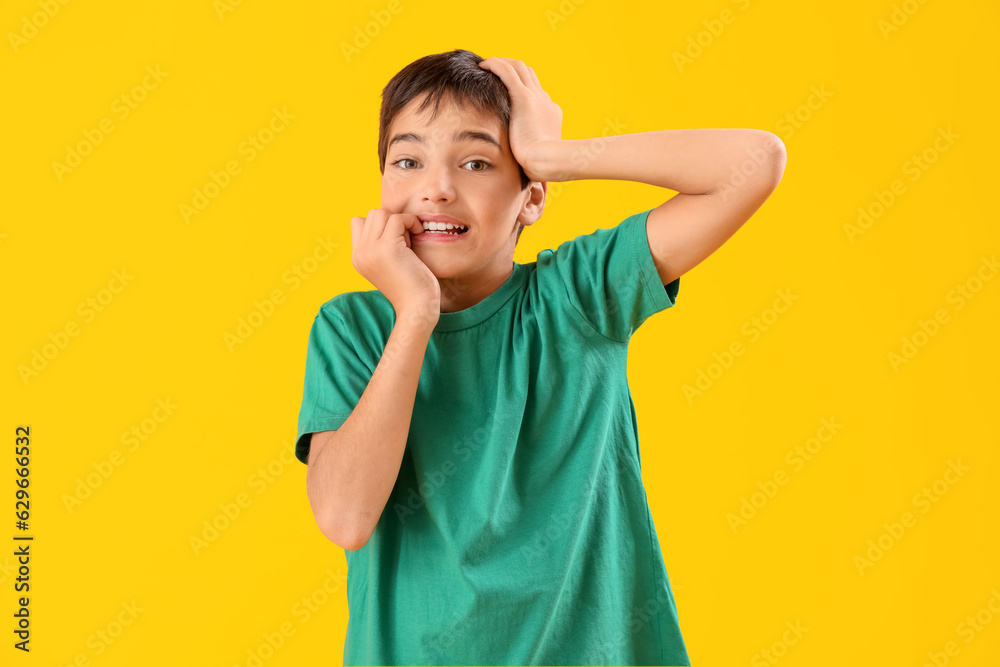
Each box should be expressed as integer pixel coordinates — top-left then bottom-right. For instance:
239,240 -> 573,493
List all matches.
349,209 -> 441,321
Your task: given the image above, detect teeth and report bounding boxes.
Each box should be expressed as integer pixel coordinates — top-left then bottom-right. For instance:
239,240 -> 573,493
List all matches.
422,221 -> 467,232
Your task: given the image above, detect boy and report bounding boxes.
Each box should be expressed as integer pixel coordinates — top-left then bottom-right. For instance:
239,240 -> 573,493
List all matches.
295,49 -> 786,666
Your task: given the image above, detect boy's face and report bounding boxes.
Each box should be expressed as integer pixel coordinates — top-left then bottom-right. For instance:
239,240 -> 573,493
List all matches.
381,92 -> 545,282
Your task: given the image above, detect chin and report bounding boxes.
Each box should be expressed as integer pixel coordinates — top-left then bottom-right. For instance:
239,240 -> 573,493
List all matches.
417,256 -> 463,280
432,268 -> 464,281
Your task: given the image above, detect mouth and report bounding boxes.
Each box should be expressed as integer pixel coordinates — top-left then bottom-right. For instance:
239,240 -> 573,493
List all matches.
415,214 -> 470,239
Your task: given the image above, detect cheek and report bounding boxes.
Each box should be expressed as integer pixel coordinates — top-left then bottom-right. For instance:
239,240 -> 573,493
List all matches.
482,183 -> 520,218
380,178 -> 405,208
478,177 -> 510,200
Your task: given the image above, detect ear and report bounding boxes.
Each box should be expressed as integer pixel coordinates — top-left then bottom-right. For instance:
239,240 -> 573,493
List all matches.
517,181 -> 547,226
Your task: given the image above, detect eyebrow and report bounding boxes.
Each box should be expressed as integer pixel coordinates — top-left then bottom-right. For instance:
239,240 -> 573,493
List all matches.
388,130 -> 501,152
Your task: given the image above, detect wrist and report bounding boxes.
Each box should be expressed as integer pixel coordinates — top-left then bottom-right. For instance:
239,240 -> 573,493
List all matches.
395,303 -> 439,334
524,139 -> 570,183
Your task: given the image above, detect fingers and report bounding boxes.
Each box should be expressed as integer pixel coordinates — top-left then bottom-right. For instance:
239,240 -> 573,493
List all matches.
525,65 -> 540,89
480,57 -> 531,90
349,216 -> 365,270
356,209 -> 423,247
403,213 -> 425,236
364,208 -> 388,241
349,216 -> 363,252
385,212 -> 422,247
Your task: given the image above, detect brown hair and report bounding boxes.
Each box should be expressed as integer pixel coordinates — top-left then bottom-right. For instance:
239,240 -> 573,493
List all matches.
378,49 -> 531,244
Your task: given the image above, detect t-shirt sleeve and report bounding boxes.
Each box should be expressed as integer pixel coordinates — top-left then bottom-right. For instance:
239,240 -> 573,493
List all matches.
294,302 -> 373,465
547,208 -> 679,343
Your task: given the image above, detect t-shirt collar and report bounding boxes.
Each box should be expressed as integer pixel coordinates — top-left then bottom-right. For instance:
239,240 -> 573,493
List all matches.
432,262 -> 527,333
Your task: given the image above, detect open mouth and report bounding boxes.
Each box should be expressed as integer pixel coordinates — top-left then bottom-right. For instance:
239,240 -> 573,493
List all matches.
420,221 -> 469,236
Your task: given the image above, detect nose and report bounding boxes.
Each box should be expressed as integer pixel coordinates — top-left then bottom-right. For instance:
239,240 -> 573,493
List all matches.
419,162 -> 456,203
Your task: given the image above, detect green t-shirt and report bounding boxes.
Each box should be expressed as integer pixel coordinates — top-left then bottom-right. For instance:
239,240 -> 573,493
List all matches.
295,208 -> 689,666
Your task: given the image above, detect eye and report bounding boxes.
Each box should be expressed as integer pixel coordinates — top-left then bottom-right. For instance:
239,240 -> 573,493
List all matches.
391,158 -> 419,170
463,159 -> 492,172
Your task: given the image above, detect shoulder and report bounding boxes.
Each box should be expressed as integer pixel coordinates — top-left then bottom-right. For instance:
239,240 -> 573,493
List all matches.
317,289 -> 393,324
524,209 -> 676,342
536,209 -> 650,263
531,210 -> 652,284
311,289 -> 395,351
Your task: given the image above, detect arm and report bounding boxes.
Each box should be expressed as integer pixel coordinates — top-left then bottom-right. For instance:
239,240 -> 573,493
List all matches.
306,309 -> 435,551
478,57 -> 787,286
542,129 -> 787,285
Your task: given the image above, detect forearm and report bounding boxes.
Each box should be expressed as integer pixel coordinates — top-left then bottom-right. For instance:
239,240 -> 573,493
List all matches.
306,309 -> 435,550
541,128 -> 785,195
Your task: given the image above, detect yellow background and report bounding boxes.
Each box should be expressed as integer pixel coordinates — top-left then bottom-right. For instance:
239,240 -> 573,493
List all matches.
3,0 -> 998,665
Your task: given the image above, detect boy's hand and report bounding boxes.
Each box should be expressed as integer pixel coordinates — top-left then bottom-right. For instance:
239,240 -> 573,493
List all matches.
349,210 -> 441,324
478,57 -> 563,183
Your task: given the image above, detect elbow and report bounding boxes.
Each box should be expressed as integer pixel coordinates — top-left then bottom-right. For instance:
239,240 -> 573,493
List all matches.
315,512 -> 373,551
760,132 -> 787,187
333,523 -> 373,552
710,132 -> 787,197
306,477 -> 371,551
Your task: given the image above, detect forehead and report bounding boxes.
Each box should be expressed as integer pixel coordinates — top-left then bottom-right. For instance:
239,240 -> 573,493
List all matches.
387,92 -> 505,150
